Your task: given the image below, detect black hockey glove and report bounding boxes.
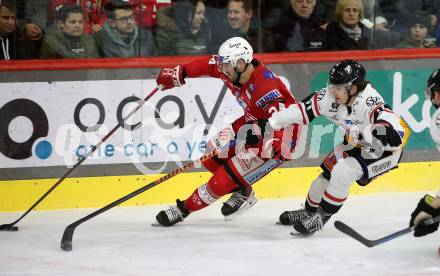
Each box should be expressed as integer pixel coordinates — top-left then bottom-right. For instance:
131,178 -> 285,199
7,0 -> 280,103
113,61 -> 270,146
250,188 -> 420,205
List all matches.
410,194 -> 440,237
371,120 -> 402,148
236,119 -> 271,146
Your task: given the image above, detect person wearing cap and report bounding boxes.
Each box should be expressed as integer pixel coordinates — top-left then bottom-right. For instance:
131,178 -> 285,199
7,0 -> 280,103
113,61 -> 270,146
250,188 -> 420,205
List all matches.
397,13 -> 437,48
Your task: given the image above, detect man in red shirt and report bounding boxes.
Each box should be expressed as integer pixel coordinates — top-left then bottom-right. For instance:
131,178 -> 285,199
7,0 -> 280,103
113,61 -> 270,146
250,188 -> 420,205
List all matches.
155,37 -> 301,226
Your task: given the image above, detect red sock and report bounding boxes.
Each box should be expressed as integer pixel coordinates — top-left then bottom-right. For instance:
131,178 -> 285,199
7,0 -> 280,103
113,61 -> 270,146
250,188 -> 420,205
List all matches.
184,165 -> 238,212
184,187 -> 211,212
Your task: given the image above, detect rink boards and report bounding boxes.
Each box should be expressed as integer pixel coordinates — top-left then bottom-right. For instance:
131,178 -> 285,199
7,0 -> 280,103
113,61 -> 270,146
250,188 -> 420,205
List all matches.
1,161 -> 439,212
2,49 -> 440,212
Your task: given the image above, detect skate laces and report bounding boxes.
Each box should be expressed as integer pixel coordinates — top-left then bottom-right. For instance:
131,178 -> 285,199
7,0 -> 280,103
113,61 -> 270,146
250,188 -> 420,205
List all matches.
286,209 -> 309,223
302,213 -> 324,232
226,191 -> 248,208
226,187 -> 255,208
165,205 -> 185,222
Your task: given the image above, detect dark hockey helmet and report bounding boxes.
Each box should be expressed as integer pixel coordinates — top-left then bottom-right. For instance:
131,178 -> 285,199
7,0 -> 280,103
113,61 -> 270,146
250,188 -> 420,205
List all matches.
328,59 -> 366,86
426,69 -> 440,106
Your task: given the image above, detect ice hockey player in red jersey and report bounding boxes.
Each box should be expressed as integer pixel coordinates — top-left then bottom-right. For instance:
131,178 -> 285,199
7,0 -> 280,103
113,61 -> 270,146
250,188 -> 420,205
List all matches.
154,37 -> 301,226
267,59 -> 410,235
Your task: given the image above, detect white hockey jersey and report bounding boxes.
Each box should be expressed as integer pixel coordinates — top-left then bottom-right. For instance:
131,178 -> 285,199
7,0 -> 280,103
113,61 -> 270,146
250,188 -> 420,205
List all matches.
269,83 -> 410,150
428,107 -> 440,198
429,107 -> 440,152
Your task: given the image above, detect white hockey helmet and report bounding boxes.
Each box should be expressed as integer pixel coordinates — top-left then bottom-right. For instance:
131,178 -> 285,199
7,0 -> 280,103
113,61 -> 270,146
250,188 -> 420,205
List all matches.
218,37 -> 253,68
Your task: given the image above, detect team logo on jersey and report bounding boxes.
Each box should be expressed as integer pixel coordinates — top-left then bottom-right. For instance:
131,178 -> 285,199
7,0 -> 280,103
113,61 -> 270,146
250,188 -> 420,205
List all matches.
343,120 -> 353,128
366,96 -> 382,108
331,102 -> 339,110
263,71 -> 275,80
256,89 -> 281,107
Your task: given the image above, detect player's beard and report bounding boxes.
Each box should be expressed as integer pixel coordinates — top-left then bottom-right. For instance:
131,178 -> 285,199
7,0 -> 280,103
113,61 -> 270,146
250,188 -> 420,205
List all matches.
226,71 -> 239,83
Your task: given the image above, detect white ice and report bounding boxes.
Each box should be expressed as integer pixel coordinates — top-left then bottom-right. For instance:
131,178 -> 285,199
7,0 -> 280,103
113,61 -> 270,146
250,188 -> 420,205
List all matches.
1,192 -> 439,276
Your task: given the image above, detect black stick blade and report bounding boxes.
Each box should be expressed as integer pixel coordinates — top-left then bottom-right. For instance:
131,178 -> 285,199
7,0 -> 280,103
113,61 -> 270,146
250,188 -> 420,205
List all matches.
334,220 -> 376,248
334,220 -> 414,248
60,225 -> 76,251
335,216 -> 440,248
0,224 -> 18,231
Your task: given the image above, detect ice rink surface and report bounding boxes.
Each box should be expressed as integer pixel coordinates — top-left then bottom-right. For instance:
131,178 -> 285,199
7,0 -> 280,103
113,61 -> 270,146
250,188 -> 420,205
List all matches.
1,192 -> 439,276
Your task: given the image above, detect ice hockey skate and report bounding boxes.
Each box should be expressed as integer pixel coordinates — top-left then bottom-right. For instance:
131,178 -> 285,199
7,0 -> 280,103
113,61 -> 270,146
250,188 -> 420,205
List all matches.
221,186 -> 257,221
291,209 -> 331,236
155,199 -> 190,227
278,208 -> 312,225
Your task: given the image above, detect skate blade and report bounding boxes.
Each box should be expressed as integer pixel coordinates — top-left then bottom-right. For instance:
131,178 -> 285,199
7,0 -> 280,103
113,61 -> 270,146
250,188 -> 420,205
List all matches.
290,231 -> 313,237
276,221 -> 297,226
151,222 -> 163,227
224,198 -> 258,221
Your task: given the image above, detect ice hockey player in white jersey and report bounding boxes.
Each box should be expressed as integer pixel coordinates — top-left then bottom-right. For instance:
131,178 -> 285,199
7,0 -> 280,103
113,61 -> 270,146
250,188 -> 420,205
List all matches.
409,69 -> 440,237
267,59 -> 410,235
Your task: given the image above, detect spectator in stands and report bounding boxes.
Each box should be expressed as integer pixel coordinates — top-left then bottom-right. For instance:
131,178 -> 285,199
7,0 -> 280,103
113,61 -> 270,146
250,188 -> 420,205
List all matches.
396,13 -> 437,49
0,0 -> 37,59
94,2 -> 156,57
51,1 -> 91,31
377,0 -> 440,35
266,0 -> 327,52
24,0 -> 93,44
40,4 -> 98,58
155,0 -> 209,55
369,16 -> 401,49
23,0 -> 50,42
326,0 -> 370,50
208,0 -> 265,53
350,0 -> 401,49
263,0 -> 325,28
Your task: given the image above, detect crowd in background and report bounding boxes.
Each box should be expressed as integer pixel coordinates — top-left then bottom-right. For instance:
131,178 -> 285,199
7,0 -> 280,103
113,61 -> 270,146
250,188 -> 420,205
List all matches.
1,0 -> 439,60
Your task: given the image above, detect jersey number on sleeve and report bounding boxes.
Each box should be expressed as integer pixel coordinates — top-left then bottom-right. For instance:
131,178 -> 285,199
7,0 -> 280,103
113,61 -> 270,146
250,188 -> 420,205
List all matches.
268,103 -> 286,114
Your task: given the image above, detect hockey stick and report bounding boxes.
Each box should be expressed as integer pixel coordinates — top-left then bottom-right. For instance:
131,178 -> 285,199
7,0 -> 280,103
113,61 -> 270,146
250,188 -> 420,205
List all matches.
60,148 -> 221,251
334,215 -> 440,248
0,86 -> 161,232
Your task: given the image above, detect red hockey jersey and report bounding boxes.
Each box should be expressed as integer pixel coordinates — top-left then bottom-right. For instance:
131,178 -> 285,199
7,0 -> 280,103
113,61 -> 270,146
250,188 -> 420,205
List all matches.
184,56 -> 301,159
184,56 -> 298,121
